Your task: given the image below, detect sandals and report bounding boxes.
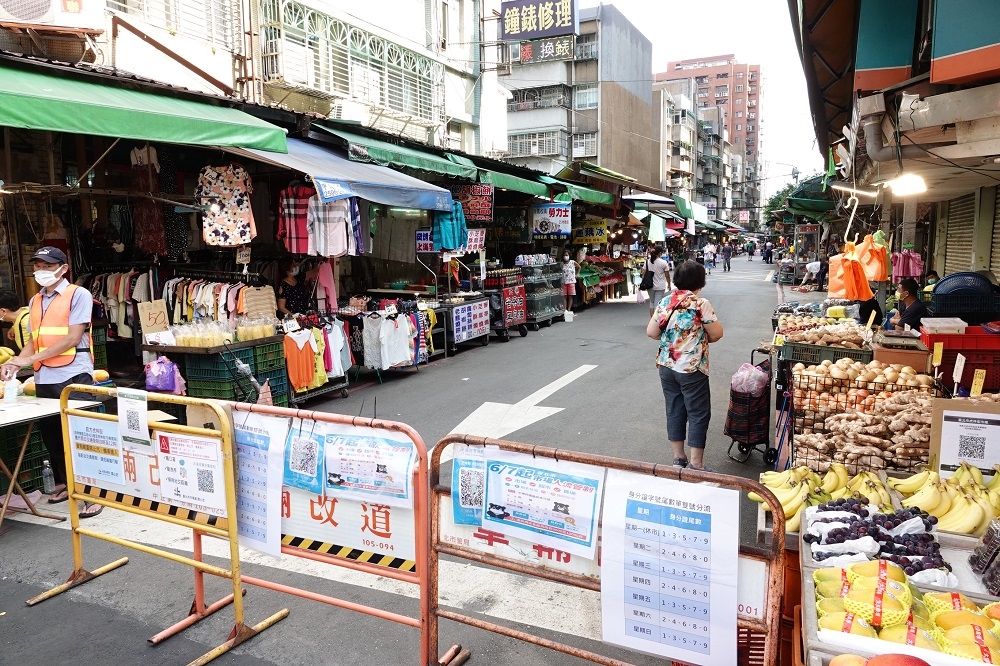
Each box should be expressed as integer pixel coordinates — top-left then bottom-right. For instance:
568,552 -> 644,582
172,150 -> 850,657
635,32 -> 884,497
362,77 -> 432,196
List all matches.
79,502 -> 103,519
672,457 -> 689,468
47,489 -> 69,504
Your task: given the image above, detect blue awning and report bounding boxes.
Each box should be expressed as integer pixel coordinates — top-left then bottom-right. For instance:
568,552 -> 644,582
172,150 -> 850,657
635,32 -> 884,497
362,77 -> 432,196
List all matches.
229,138 -> 452,211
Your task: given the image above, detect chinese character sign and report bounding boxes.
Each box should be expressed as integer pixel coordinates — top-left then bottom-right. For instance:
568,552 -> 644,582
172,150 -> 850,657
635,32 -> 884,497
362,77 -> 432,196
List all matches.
520,35 -> 575,63
451,299 -> 490,343
738,210 -> 750,223
532,202 -> 572,239
501,285 -> 527,327
416,228 -> 434,253
572,219 -> 608,245
501,0 -> 577,41
450,183 -> 494,222
600,469 -> 739,666
68,415 -> 125,487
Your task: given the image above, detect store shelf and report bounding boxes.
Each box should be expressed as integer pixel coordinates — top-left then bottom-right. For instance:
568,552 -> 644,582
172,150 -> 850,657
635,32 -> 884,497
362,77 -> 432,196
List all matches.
141,335 -> 283,356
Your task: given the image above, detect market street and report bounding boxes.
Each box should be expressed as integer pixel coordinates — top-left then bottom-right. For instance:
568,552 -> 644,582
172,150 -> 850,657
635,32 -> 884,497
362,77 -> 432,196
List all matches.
1,259 -> 778,666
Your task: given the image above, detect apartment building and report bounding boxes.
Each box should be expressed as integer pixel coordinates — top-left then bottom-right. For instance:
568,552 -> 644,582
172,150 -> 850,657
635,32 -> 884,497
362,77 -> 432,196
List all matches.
656,54 -> 763,226
503,4 -> 658,186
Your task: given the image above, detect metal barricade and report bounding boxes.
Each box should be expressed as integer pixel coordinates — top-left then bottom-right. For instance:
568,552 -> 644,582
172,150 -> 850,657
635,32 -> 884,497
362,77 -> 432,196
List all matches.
428,435 -> 787,666
27,385 -> 288,666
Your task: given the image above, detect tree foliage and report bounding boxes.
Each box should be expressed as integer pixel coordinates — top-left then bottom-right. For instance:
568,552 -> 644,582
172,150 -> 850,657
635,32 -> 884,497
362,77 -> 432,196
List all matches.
763,182 -> 796,221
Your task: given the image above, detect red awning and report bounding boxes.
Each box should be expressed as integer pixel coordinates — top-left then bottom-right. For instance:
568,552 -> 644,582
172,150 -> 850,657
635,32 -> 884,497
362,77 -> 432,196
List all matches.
665,220 -> 685,230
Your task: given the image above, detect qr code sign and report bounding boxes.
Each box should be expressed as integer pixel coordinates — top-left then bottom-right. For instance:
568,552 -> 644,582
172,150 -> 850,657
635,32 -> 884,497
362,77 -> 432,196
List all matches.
126,410 -> 140,433
458,468 -> 484,508
959,435 -> 987,460
196,469 -> 215,494
289,436 -> 318,475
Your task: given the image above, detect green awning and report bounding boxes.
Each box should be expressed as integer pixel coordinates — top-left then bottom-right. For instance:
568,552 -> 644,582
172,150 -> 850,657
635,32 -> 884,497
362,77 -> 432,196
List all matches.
673,195 -> 694,219
478,170 -> 549,197
648,213 -> 666,242
318,127 -> 477,179
540,176 -> 615,205
0,66 -> 287,152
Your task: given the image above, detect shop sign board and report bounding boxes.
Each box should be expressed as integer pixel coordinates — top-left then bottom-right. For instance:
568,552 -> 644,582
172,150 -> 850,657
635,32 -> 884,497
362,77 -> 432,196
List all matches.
600,469 -> 739,665
532,202 -> 572,239
451,299 -> 490,343
416,228 -> 434,253
698,201 -> 717,220
450,183 -> 494,222
572,219 -> 608,245
502,285 -> 527,326
519,35 -> 575,63
313,178 -> 355,203
931,398 -> 1000,480
488,209 -> 532,243
454,228 -> 487,254
739,210 -> 750,222
500,0 -> 578,41
797,224 -> 820,233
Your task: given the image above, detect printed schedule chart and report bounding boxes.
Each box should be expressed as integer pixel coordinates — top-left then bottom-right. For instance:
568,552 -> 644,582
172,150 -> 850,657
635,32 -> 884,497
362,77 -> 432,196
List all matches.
623,500 -> 712,654
602,469 -> 739,666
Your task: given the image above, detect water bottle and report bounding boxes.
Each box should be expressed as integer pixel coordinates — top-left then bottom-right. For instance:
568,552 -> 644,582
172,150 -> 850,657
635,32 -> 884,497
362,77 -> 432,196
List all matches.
4,378 -> 18,402
42,460 -> 55,494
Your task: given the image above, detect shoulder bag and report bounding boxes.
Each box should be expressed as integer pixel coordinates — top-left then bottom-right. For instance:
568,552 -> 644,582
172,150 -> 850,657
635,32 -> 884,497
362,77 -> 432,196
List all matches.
639,259 -> 655,292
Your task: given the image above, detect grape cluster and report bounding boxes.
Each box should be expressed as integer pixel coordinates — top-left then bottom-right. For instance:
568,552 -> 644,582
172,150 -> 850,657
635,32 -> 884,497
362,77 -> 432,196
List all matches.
803,502 -> 952,573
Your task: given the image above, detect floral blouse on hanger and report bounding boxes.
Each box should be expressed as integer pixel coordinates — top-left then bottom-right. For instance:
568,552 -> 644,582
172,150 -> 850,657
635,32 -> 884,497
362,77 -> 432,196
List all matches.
195,164 -> 257,247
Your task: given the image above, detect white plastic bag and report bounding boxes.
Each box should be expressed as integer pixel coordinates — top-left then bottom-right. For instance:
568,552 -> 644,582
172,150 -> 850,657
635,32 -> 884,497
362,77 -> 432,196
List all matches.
731,362 -> 769,396
637,290 -> 646,304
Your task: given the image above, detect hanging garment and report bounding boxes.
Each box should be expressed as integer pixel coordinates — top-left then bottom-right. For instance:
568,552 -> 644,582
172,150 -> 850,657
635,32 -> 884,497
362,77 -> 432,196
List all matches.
362,315 -> 383,370
306,196 -> 350,257
195,164 -> 257,247
315,259 -> 337,312
158,149 -> 189,260
380,315 -> 415,369
309,328 -> 327,389
131,157 -> 168,256
349,198 -> 365,255
284,329 -> 317,391
433,199 -> 468,251
327,322 -> 346,378
277,183 -> 315,254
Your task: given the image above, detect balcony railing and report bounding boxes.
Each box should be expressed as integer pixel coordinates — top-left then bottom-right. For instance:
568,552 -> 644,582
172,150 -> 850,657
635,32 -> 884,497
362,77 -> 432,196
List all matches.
507,97 -> 569,112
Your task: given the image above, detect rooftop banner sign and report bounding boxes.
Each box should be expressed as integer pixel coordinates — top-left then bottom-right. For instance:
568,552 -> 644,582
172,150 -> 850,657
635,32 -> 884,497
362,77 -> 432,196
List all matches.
501,0 -> 578,41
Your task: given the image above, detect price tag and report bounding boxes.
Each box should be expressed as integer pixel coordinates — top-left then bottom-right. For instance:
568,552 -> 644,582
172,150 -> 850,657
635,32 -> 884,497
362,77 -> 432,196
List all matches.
137,300 -> 170,335
385,304 -> 398,316
283,318 -> 300,333
971,369 -> 987,397
417,301 -> 428,311
772,332 -> 785,347
933,342 -> 944,366
236,246 -> 251,264
953,353 -> 967,385
865,310 -> 877,330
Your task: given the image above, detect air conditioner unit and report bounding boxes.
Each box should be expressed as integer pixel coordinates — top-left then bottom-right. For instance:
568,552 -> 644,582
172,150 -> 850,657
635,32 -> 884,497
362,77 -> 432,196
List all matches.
0,0 -> 55,23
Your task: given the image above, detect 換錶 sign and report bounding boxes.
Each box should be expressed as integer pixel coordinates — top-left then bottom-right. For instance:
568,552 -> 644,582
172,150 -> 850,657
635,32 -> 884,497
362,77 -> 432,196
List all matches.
501,0 -> 577,41
519,35 -> 575,63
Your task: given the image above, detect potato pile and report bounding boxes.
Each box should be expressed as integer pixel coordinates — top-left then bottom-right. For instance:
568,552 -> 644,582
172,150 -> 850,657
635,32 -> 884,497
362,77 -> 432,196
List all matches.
794,387 -> 934,474
784,322 -> 865,348
776,315 -> 836,334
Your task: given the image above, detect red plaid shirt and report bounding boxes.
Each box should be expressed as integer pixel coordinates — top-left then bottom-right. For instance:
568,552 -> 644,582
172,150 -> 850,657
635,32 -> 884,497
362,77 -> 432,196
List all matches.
277,184 -> 315,254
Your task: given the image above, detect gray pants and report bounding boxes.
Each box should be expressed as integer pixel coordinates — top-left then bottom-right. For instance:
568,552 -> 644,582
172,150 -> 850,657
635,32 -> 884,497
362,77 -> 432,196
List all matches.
648,289 -> 665,308
658,366 -> 711,449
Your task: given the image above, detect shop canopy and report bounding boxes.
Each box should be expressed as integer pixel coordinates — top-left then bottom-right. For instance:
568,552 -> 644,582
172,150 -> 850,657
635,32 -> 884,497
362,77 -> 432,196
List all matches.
0,65 -> 287,152
316,126 -> 478,180
444,154 -> 551,197
538,176 -> 616,206
233,138 -> 452,211
672,195 -> 710,224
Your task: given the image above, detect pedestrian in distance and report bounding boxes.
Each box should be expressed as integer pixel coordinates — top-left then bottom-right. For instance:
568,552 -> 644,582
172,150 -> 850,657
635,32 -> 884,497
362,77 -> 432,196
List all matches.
721,243 -> 733,272
747,240 -> 756,261
0,247 -> 102,517
643,247 -> 673,317
561,250 -> 580,313
703,242 -> 716,275
646,261 -> 724,472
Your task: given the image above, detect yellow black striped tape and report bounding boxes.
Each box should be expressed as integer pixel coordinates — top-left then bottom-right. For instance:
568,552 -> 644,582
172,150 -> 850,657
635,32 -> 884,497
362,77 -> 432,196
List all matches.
80,485 -> 228,529
281,534 -> 416,572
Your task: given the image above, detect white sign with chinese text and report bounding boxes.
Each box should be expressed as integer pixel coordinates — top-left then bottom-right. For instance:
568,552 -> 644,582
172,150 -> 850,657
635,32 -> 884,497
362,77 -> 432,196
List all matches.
68,415 -> 125,488
532,203 -> 572,239
154,430 -> 228,517
451,299 -> 491,343
234,413 -> 289,556
482,450 -> 605,560
281,486 -> 416,561
117,387 -> 152,451
323,422 -> 417,509
600,469 -> 739,665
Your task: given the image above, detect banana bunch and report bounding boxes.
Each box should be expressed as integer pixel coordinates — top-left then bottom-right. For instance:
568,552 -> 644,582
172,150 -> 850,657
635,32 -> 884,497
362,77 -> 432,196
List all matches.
748,464 -> 845,533
842,470 -> 893,512
892,462 -> 1000,535
0,346 -> 14,364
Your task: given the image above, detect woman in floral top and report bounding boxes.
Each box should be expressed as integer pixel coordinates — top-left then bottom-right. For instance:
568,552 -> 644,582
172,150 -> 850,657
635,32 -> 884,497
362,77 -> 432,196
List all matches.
646,261 -> 724,471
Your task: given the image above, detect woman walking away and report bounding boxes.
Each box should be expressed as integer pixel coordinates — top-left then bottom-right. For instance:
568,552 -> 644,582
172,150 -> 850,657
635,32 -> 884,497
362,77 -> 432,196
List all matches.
647,261 -> 724,471
644,247 -> 672,317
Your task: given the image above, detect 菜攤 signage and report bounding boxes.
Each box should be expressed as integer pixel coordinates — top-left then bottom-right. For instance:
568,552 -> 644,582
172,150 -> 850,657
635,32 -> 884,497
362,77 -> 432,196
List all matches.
501,0 -> 578,41
450,183 -> 494,222
519,35 -> 575,63
532,202 -> 572,239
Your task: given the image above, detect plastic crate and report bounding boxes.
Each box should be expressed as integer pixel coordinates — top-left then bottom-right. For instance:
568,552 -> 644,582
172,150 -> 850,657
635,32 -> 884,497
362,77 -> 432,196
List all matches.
258,367 -> 289,399
780,342 -> 873,365
0,422 -> 44,463
93,343 -> 108,370
939,350 -> 1000,392
253,342 -> 285,373
91,326 -> 108,345
919,325 -> 1000,352
0,448 -> 45,495
927,293 -> 1000,323
186,376 -> 257,401
183,348 -> 255,380
273,393 -> 289,408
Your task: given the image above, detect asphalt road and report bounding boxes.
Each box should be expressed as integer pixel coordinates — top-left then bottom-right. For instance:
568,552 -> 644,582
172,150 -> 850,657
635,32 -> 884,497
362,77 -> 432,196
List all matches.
0,256 -> 783,666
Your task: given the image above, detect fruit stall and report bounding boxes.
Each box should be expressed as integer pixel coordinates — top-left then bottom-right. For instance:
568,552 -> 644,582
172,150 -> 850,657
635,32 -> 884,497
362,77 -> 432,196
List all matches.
754,385 -> 1000,665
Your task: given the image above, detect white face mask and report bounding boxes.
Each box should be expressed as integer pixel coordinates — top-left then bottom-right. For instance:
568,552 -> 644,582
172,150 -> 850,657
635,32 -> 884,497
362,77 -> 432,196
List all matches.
563,255 -> 570,262
289,266 -> 301,277
34,268 -> 62,288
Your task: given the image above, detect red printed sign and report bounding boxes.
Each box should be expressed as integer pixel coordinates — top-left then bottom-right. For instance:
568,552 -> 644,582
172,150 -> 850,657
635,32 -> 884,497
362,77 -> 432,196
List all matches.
450,183 -> 494,222
502,285 -> 527,327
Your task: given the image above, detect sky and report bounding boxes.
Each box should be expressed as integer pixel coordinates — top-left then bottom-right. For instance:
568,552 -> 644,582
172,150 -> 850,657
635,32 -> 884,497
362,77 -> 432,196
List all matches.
579,0 -> 825,199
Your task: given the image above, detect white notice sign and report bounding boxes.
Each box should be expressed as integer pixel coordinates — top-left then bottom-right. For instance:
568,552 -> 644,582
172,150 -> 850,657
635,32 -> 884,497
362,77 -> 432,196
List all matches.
939,410 -> 1000,479
117,387 -> 152,451
601,469 -> 740,665
234,413 -> 289,556
155,431 -> 227,517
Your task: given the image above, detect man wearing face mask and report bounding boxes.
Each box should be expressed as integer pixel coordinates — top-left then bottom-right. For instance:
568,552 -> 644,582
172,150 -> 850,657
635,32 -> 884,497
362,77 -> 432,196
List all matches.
561,250 -> 580,313
0,247 -> 100,516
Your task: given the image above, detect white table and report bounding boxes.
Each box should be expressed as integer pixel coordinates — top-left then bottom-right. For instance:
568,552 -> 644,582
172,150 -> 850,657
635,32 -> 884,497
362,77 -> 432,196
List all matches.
0,397 -> 100,535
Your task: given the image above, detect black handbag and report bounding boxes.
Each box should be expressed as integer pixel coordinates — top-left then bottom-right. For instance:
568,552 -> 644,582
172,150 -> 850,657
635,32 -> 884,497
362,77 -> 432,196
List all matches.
638,260 -> 655,291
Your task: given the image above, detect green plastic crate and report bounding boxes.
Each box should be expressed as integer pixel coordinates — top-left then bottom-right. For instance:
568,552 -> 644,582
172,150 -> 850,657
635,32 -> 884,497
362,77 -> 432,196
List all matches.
187,376 -> 258,401
253,342 -> 285,373
258,368 -> 289,399
0,422 -> 44,461
273,393 -> 289,408
1,442 -> 46,495
780,341 -> 873,365
93,343 -> 108,370
91,326 -> 108,345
